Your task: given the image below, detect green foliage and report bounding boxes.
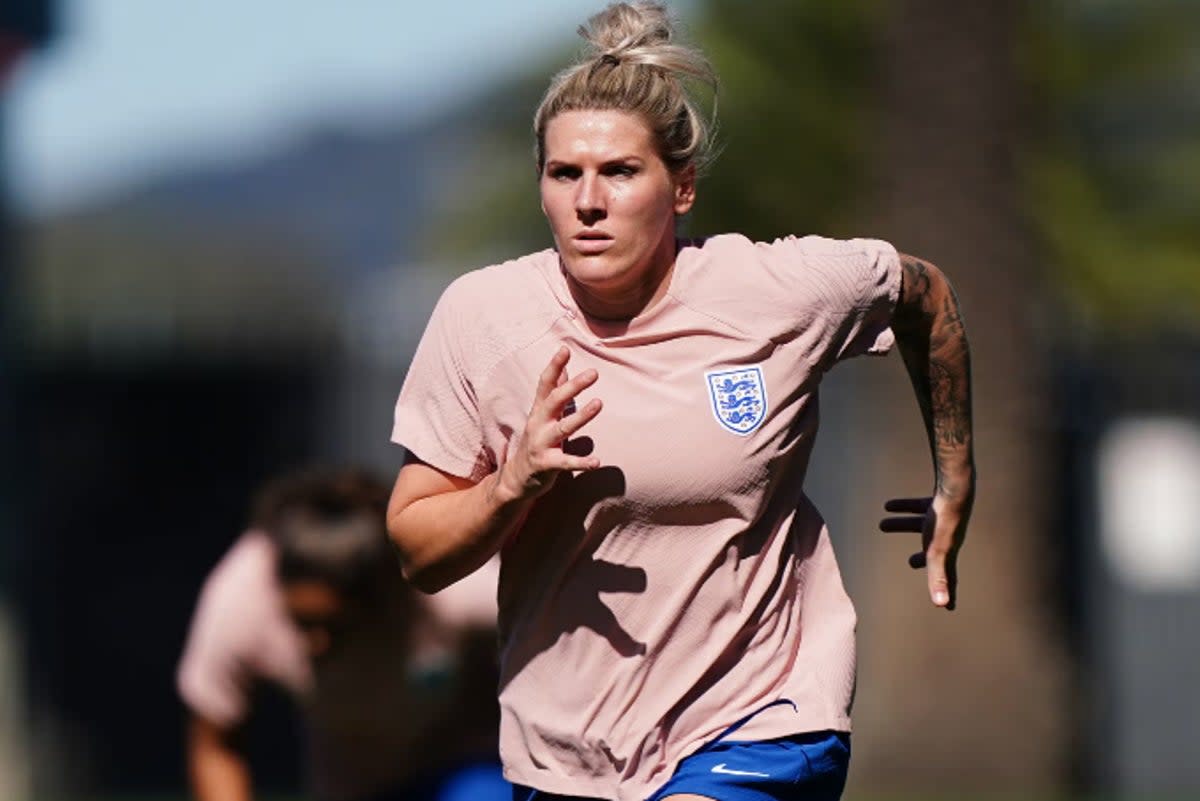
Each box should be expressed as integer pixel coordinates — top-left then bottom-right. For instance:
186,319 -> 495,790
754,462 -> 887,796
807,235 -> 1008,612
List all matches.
1024,0 -> 1200,325
687,0 -> 876,240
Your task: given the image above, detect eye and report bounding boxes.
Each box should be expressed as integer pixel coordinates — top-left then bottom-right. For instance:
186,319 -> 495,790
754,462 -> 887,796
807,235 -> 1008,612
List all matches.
547,165 -> 580,181
603,163 -> 638,179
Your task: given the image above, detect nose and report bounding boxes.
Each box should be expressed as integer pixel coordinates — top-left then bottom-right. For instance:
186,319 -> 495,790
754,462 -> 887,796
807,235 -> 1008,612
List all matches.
574,173 -> 606,225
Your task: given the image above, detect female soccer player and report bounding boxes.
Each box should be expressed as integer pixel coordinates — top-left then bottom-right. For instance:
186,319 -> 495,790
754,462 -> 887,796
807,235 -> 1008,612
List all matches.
387,3 -> 975,800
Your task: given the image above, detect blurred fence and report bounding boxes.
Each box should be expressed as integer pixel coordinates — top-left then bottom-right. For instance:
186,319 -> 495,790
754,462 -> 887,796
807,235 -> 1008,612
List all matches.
1055,339 -> 1200,798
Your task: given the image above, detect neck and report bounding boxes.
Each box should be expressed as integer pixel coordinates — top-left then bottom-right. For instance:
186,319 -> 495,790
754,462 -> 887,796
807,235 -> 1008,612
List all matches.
564,236 -> 678,321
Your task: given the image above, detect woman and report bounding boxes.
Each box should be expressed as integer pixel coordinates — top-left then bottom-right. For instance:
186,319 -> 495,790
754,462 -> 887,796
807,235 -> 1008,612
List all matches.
387,3 -> 975,801
178,468 -> 508,801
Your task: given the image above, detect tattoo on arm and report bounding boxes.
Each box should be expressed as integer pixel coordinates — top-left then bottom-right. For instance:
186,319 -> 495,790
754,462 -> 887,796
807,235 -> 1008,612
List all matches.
893,254 -> 974,496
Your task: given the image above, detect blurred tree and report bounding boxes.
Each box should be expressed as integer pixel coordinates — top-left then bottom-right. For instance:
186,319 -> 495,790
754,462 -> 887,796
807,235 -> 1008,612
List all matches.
686,0 -> 876,239
848,0 -> 1069,795
1025,0 -> 1200,328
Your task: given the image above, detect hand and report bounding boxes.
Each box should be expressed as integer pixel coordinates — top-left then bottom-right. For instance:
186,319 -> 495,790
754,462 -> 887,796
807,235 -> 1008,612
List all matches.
494,346 -> 603,504
878,492 -> 972,610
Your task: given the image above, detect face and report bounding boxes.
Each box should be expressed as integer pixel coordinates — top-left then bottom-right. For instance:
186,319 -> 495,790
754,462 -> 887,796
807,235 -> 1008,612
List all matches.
282,580 -> 348,660
540,109 -> 695,314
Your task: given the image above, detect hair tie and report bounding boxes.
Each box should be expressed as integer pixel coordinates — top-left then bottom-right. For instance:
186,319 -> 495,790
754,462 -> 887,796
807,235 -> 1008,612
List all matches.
588,51 -> 622,78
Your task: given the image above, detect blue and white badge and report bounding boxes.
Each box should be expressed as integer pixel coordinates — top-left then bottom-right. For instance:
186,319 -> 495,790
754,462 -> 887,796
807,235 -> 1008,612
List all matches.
705,366 -> 768,436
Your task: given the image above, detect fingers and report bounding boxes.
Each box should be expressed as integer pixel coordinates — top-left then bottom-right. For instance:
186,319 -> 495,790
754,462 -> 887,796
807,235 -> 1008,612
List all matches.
883,494 -> 960,609
544,368 -> 599,419
884,497 -> 931,514
925,547 -> 955,609
525,348 -> 603,470
879,497 -> 931,533
535,346 -> 571,403
558,398 -> 603,440
879,516 -> 926,533
532,417 -> 601,471
556,452 -> 602,472
945,552 -> 958,611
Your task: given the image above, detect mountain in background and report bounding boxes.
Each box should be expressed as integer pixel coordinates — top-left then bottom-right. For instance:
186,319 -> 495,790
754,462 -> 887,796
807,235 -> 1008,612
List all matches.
19,92 -> 498,355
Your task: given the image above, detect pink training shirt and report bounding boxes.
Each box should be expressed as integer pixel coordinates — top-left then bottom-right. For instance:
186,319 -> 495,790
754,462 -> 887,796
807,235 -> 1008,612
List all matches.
177,531 -> 500,801
392,234 -> 901,801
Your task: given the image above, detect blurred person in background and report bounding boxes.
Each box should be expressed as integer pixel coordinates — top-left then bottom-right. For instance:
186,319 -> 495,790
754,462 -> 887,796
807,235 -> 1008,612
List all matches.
387,3 -> 974,801
177,467 -> 508,801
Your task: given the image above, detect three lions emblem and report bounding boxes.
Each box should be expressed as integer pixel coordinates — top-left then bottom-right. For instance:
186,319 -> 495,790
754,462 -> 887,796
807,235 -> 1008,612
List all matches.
705,366 -> 768,436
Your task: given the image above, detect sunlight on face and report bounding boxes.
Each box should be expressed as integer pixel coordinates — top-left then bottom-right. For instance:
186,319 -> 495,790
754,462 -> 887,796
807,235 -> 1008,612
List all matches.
540,110 -> 695,319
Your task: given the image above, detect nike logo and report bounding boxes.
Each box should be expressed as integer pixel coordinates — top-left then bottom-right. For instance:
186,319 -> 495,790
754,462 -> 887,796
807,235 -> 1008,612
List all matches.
710,763 -> 771,778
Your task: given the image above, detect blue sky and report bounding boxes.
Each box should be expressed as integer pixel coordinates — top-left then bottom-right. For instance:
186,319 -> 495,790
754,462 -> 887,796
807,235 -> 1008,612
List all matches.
8,0 -> 696,217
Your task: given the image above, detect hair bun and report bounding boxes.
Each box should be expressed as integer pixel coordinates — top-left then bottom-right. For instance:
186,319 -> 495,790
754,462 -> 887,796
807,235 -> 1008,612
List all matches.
534,1 -> 719,175
579,1 -> 673,58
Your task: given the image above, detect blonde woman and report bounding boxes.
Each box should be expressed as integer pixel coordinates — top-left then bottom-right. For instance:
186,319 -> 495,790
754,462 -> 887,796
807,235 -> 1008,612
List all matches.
388,3 -> 975,800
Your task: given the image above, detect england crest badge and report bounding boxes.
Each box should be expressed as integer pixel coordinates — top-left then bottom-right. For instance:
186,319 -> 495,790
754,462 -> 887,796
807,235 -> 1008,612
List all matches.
705,366 -> 768,436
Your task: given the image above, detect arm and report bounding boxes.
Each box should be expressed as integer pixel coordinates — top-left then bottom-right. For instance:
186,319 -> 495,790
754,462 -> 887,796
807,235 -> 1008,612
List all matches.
187,715 -> 253,801
387,460 -> 530,594
388,346 -> 602,592
884,252 -> 976,609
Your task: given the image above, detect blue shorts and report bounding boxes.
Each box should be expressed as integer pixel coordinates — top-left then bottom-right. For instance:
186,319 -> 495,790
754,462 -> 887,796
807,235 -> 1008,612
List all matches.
646,730 -> 850,801
511,730 -> 850,801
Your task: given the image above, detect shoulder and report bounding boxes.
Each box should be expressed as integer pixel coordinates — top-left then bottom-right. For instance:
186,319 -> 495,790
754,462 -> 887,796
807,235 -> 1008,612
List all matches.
687,232 -> 898,295
438,249 -> 558,313
679,233 -> 896,273
429,249 -> 567,368
672,233 -> 900,336
178,532 -> 291,719
740,232 -> 896,265
201,531 -> 277,600
190,532 -> 281,639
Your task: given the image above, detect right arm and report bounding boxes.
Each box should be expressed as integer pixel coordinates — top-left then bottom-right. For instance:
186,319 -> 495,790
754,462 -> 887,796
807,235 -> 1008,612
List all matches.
386,460 -> 532,594
187,715 -> 252,801
388,346 -> 602,592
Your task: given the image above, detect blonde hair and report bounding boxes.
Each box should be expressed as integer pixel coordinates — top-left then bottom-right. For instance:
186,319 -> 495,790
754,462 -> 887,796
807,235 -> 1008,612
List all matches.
533,2 -> 718,175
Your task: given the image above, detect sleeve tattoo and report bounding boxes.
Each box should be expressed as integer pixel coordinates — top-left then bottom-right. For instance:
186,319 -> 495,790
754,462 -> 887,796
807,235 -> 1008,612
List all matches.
893,253 -> 974,495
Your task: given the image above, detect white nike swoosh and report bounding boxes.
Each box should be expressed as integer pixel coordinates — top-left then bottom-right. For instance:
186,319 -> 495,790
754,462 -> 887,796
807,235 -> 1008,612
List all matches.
710,762 -> 771,778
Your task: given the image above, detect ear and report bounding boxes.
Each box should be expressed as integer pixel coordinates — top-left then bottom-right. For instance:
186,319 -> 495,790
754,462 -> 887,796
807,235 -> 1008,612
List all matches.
673,164 -> 697,215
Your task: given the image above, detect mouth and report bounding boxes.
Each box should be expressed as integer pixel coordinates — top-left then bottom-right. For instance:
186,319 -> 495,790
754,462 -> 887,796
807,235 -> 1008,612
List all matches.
572,230 -> 614,255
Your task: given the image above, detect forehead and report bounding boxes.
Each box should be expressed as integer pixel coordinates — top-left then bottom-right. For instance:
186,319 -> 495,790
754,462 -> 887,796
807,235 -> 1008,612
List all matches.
543,109 -> 656,161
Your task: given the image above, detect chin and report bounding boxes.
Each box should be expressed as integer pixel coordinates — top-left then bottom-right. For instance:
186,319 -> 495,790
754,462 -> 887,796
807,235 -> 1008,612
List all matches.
560,252 -> 629,287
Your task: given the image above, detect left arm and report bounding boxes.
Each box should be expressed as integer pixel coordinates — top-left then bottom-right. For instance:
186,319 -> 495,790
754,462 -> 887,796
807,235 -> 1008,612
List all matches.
882,252 -> 976,610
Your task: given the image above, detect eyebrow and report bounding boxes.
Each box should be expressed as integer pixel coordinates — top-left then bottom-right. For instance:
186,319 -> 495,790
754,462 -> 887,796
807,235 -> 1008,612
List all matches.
544,155 -> 645,169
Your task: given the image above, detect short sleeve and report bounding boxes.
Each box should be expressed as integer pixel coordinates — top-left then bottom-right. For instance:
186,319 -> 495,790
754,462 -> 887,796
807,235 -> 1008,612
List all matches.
392,277 -> 492,481
766,235 -> 902,368
176,563 -> 256,727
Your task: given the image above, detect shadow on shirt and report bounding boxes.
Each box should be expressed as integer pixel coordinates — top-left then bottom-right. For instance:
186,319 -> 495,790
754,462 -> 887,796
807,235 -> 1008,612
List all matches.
498,465 -> 647,686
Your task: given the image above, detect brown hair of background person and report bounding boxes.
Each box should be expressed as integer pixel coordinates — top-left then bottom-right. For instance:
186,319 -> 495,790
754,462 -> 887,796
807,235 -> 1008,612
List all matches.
252,467 -> 405,657
252,467 -> 392,586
